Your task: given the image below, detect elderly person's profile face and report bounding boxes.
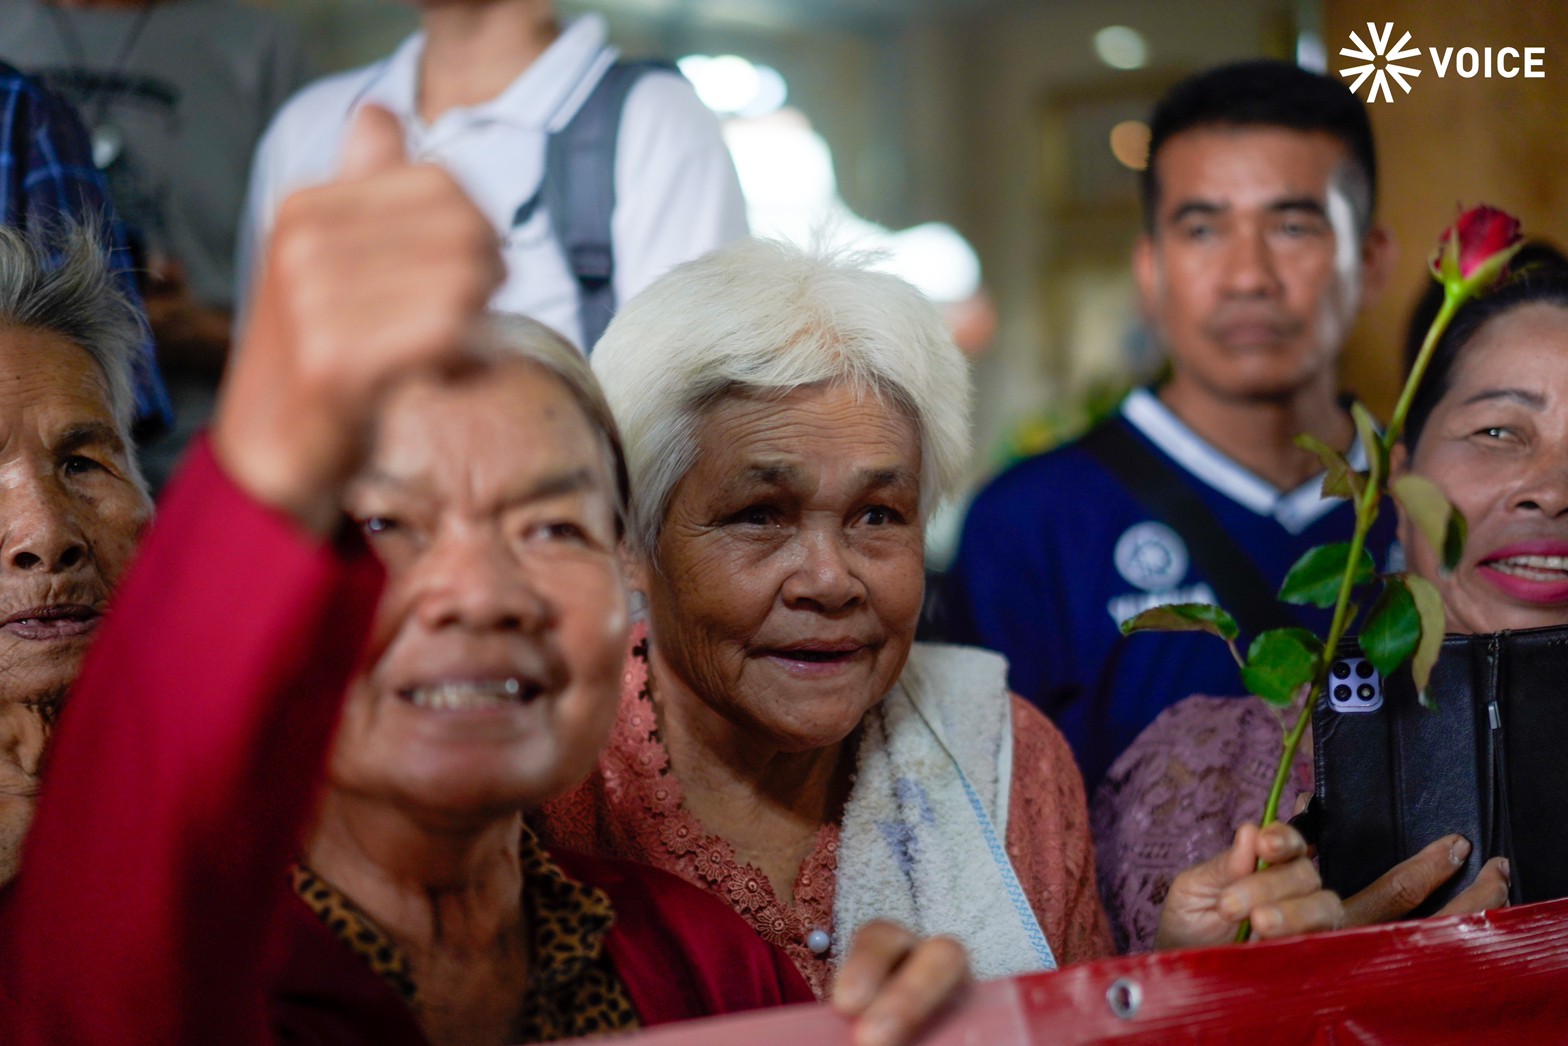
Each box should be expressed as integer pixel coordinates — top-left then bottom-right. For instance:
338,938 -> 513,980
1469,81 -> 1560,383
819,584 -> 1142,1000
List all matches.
1402,301 -> 1568,634
0,322 -> 149,879
0,325 -> 149,704
334,359 -> 630,819
644,381 -> 925,751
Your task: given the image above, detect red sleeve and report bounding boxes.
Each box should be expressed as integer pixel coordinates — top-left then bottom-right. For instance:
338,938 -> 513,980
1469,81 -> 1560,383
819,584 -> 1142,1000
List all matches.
1004,695 -> 1116,965
0,438 -> 384,1045
554,849 -> 815,1024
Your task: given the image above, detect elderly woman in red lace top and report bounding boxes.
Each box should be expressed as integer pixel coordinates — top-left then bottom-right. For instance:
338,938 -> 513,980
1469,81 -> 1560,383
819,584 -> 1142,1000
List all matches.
538,238 -> 1345,998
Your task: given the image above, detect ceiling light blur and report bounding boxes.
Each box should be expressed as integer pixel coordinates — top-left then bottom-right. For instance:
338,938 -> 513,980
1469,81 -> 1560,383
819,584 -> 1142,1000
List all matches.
1094,26 -> 1148,71
1296,30 -> 1327,73
738,65 -> 788,119
678,53 -> 788,117
1109,120 -> 1151,170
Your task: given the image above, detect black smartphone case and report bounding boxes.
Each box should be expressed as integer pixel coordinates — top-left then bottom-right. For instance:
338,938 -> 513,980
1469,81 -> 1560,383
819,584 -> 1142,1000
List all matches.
1313,624 -> 1568,914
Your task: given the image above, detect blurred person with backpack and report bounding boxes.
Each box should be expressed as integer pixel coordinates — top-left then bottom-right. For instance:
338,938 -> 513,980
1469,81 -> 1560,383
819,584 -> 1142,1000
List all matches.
237,0 -> 746,354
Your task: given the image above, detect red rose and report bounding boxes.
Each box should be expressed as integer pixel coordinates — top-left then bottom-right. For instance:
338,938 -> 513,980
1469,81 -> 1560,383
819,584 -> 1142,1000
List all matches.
1400,204 -> 1527,444
1453,205 -> 1523,277
1430,205 -> 1525,288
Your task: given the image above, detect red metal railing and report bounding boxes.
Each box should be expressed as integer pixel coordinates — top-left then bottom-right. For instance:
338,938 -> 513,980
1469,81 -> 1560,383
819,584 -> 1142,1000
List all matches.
631,898 -> 1568,1044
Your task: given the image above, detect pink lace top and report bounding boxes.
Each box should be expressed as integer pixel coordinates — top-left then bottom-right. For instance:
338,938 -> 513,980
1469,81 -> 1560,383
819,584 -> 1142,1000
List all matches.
537,629 -> 1113,997
1090,695 -> 1314,954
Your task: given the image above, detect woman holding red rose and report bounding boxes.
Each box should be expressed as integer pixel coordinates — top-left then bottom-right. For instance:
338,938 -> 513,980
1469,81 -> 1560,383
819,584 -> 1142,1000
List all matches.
1094,239 -> 1567,953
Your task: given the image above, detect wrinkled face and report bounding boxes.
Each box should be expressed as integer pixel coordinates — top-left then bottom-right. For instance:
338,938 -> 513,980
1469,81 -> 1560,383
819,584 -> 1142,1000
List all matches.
645,382 -> 925,753
1136,127 -> 1370,402
1403,303 -> 1568,633
0,325 -> 149,711
335,361 -> 629,823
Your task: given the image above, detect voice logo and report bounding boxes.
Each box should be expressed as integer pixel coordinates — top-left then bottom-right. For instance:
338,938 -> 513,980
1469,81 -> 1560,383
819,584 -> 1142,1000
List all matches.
1339,22 -> 1546,103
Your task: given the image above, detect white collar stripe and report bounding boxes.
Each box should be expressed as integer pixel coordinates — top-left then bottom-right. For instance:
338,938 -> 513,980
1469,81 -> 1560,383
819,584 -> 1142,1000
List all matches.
1118,387 -> 1355,535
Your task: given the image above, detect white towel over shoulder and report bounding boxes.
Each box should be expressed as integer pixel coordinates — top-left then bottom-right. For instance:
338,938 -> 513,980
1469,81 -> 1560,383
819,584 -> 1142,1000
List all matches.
834,642 -> 1057,980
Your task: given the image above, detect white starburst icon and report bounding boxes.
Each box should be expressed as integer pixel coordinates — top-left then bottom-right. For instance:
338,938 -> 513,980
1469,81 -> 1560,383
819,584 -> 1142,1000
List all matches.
1340,22 -> 1422,103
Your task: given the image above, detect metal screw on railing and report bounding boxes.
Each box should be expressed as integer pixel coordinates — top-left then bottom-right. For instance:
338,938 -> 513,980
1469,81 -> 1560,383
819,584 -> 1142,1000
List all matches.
1106,978 -> 1143,1020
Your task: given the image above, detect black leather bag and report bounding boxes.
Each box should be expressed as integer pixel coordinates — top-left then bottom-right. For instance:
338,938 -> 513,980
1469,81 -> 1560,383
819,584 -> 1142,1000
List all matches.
1312,623 -> 1568,914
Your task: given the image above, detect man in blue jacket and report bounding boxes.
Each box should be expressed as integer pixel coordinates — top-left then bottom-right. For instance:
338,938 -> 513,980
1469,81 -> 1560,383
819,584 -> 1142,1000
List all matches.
945,61 -> 1398,788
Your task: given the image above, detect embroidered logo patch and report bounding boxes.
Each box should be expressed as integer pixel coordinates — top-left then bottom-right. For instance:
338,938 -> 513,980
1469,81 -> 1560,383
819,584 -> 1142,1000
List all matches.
1113,521 -> 1189,592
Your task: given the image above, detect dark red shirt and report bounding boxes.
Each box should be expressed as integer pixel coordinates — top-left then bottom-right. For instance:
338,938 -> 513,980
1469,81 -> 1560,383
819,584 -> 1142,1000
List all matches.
0,439 -> 809,1044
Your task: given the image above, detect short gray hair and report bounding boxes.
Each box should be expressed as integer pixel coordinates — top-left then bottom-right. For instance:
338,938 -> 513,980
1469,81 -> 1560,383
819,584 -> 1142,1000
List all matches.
475,312 -> 630,532
0,221 -> 141,444
592,238 -> 972,557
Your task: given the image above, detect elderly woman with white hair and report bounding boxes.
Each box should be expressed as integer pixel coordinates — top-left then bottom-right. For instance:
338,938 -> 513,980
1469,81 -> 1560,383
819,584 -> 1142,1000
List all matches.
538,238 -> 1346,997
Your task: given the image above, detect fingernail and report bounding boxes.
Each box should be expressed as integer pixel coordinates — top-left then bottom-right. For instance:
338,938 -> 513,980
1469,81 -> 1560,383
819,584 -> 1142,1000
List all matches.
1449,837 -> 1472,865
1251,907 -> 1279,934
1499,858 -> 1511,883
1219,893 -> 1245,919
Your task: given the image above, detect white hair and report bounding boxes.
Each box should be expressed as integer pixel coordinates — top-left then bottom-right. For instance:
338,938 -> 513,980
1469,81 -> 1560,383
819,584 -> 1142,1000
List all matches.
0,221 -> 143,488
592,237 -> 972,557
474,312 -> 630,530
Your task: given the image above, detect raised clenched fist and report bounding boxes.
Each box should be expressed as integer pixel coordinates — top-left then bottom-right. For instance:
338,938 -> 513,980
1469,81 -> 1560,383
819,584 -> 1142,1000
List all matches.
213,105 -> 504,533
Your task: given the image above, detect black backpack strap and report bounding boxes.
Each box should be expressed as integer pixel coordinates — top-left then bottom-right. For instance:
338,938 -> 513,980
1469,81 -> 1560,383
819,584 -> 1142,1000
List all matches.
543,59 -> 674,352
1078,416 -> 1301,639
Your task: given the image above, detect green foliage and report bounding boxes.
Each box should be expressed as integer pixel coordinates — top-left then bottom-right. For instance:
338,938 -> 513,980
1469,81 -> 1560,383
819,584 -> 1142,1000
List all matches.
1391,475 -> 1469,574
1279,543 -> 1375,608
1390,474 -> 1448,549
1443,509 -> 1468,573
1406,573 -> 1447,695
1241,628 -> 1323,707
1120,602 -> 1239,641
1216,208 -> 1521,942
1360,577 -> 1420,676
1296,434 -> 1365,500
1352,403 -> 1388,489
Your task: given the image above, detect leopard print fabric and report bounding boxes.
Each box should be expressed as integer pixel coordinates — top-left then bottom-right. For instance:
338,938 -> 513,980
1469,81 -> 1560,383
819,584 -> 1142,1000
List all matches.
515,831 -> 639,1040
292,864 -> 419,1003
293,826 -> 640,1041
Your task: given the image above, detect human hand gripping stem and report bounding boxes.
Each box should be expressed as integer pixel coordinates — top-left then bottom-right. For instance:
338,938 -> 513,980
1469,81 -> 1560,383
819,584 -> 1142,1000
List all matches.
1124,205 -> 1526,943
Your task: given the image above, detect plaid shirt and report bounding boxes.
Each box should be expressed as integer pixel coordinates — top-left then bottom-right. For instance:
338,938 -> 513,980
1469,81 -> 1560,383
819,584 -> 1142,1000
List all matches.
0,60 -> 171,433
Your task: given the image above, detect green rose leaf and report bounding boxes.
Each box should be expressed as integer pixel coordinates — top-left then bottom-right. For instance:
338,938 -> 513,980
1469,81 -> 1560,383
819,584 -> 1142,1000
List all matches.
1324,468 -> 1370,502
1241,627 -> 1323,707
1390,474 -> 1451,555
1351,402 -> 1388,489
1443,505 -> 1469,574
1120,602 -> 1239,641
1406,573 -> 1447,697
1279,542 -> 1375,608
1296,433 -> 1364,500
1294,432 -> 1342,469
1360,576 -> 1421,677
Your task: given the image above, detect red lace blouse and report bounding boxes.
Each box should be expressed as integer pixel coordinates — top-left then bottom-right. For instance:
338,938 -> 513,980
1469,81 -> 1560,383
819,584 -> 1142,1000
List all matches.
537,630 -> 1114,997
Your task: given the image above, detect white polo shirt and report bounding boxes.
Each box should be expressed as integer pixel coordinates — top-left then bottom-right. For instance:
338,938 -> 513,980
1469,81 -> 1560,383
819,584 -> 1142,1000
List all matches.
235,14 -> 747,348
